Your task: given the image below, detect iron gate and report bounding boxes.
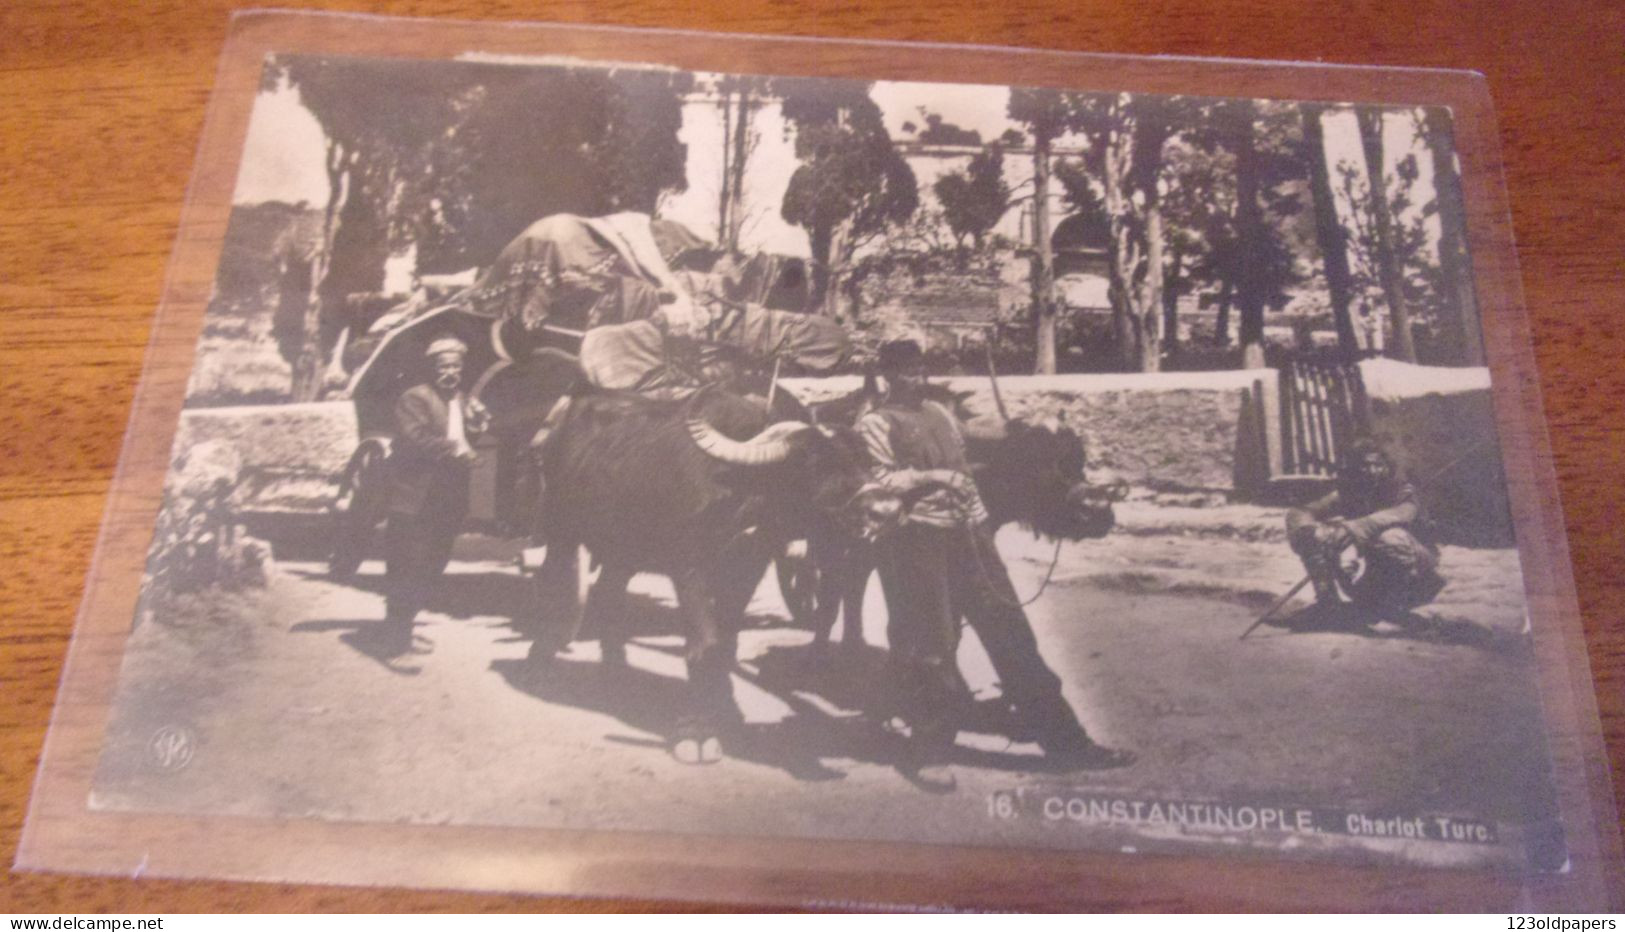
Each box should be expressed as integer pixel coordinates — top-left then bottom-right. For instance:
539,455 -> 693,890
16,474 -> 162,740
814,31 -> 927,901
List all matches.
1278,353 -> 1369,478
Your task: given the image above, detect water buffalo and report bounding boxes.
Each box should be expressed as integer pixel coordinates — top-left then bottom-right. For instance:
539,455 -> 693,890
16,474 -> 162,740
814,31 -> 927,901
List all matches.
527,388 -> 899,763
794,386 -> 1120,653
963,417 -> 1120,541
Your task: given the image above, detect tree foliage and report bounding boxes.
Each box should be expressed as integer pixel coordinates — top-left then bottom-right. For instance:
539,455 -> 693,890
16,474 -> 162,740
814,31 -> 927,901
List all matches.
914,110 -> 982,146
1015,92 -> 1310,371
1053,156 -> 1110,234
1007,87 -> 1082,148
1318,105 -> 1481,365
263,57 -> 479,302
449,67 -> 692,267
1337,114 -> 1436,358
1125,98 -> 1307,364
934,142 -> 1010,249
1058,93 -> 1184,371
263,56 -> 692,273
259,56 -> 691,397
1002,90 -> 1460,373
778,77 -> 919,317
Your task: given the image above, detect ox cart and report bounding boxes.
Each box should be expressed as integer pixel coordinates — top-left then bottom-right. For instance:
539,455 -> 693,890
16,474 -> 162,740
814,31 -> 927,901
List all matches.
324,211 -> 711,579
321,213 -> 835,629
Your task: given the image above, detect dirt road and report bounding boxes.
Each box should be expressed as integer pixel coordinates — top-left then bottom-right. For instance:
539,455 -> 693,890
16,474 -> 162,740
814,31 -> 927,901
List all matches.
90,521 -> 1556,871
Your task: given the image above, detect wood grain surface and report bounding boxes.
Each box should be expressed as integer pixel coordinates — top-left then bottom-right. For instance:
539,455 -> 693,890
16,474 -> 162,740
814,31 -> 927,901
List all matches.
2,0 -> 1621,913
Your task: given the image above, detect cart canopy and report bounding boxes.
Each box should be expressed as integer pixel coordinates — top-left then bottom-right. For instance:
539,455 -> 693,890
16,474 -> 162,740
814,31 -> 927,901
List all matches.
343,212 -> 847,414
460,212 -> 691,333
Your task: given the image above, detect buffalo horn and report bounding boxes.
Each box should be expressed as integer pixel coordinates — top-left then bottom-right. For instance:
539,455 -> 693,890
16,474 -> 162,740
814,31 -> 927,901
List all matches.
687,419 -> 812,466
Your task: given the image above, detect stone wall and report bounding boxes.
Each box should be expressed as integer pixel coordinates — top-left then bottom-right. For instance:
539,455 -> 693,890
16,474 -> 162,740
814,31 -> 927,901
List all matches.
786,371 -> 1260,492
1357,361 -> 1513,547
180,381 -> 1257,496
168,368 -> 1514,541
173,401 -> 358,512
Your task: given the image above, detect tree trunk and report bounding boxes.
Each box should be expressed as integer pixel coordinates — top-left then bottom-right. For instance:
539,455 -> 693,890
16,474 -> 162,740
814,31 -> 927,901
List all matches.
717,86 -> 735,248
1103,109 -> 1136,372
1231,100 -> 1268,370
1104,96 -> 1167,373
727,89 -> 752,253
293,140 -> 352,402
716,82 -> 754,254
1213,279 -> 1234,347
1030,129 -> 1057,374
1162,242 -> 1184,356
807,225 -> 834,316
1423,108 -> 1483,365
273,249 -> 313,398
1357,109 -> 1417,363
290,251 -> 325,402
822,219 -> 855,320
821,273 -> 841,318
1300,104 -> 1360,357
1137,178 -> 1165,373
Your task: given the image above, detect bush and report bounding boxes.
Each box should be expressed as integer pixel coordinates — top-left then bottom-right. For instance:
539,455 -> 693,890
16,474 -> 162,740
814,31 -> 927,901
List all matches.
140,440 -> 275,613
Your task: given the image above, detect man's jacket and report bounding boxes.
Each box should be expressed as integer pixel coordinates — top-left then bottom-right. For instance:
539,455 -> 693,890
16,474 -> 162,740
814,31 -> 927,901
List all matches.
387,384 -> 479,518
1293,475 -> 1434,548
858,399 -> 989,529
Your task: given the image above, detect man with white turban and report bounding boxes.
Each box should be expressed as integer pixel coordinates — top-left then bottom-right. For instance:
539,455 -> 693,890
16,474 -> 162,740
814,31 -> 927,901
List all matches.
381,335 -> 489,653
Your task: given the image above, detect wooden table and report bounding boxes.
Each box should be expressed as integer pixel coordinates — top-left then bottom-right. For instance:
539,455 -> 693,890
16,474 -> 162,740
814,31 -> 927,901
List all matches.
3,0 -> 1621,912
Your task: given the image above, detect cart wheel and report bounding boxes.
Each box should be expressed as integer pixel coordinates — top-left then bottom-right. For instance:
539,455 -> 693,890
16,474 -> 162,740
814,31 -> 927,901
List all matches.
329,440 -> 389,580
775,540 -> 818,629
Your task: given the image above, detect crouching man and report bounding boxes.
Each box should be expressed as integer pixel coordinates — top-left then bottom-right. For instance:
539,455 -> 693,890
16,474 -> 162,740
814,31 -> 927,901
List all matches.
1286,437 -> 1446,618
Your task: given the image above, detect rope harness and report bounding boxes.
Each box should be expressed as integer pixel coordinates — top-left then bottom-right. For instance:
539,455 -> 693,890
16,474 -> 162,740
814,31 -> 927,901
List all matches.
972,530 -> 1066,610
827,486 -> 1069,614
950,499 -> 1068,611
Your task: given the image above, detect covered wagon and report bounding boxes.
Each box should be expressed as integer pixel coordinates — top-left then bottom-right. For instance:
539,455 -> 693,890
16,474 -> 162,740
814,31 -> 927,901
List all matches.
326,212 -> 705,576
325,211 -> 845,579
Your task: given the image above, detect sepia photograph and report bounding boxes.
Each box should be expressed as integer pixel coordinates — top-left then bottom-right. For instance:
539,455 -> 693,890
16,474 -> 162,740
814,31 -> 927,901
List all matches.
81,47 -> 1566,879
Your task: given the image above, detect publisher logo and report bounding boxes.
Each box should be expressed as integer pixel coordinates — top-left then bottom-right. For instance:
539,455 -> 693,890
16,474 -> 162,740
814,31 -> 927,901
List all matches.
149,725 -> 196,771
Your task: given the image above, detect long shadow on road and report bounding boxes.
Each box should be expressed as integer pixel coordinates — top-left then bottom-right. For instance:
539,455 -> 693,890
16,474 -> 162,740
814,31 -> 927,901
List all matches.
287,566 -> 529,621
289,618 -> 428,676
293,564 -> 1096,785
288,565 -> 526,675
490,652 -> 866,782
491,637 -> 1068,787
1091,573 -> 1525,654
1265,603 -> 1528,652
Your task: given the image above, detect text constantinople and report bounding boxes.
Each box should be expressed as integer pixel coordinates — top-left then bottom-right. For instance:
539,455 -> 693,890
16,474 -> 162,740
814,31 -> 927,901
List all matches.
1008,792 -> 1498,844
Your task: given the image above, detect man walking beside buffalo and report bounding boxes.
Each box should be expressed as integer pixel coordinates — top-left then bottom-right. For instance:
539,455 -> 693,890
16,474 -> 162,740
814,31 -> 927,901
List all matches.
381,335 -> 488,654
857,340 -> 1132,783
